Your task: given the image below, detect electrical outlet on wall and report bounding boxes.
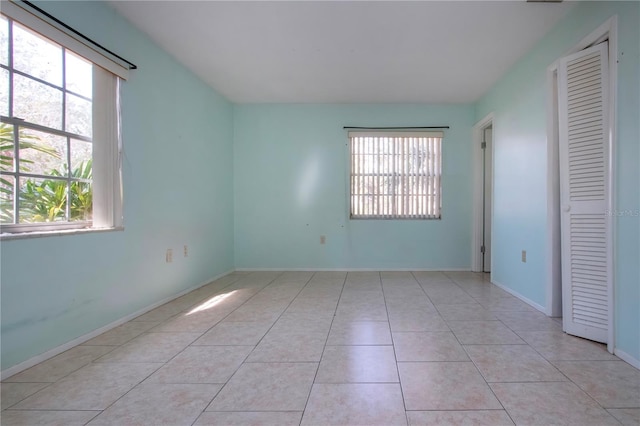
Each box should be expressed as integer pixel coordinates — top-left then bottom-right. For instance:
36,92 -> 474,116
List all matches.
166,249 -> 173,263
521,250 -> 527,263
320,235 -> 326,245
184,245 -> 188,257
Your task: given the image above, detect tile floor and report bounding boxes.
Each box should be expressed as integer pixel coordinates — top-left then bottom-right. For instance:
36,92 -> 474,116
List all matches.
1,271 -> 638,425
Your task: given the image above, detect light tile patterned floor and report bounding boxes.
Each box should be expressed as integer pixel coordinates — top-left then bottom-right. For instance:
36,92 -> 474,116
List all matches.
2,271 -> 638,426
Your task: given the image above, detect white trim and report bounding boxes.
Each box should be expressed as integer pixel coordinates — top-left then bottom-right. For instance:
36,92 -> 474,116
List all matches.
0,226 -> 123,241
491,279 -> 547,314
235,268 -> 472,272
471,113 -> 494,273
614,348 -> 640,371
546,63 -> 562,317
546,15 -> 618,353
573,17 -> 617,53
1,0 -> 129,79
0,269 -> 235,380
605,17 -> 617,357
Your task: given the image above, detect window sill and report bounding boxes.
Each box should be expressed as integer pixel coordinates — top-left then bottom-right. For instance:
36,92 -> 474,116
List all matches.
0,226 -> 124,241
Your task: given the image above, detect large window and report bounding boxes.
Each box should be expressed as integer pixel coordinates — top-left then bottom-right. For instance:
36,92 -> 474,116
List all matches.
349,131 -> 442,219
0,4 -> 124,235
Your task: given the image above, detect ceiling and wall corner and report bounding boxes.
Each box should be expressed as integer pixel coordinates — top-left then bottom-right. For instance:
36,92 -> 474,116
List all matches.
108,1 -> 576,104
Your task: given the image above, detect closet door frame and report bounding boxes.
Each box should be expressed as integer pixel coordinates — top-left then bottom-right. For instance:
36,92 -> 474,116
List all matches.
558,42 -> 610,344
545,16 -> 617,353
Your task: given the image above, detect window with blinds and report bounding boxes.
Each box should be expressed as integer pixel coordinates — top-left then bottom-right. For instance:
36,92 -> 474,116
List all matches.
0,3 -> 124,235
349,131 -> 442,219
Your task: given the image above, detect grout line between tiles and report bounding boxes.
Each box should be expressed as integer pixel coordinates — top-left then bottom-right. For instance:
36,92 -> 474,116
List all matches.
300,271 -> 348,424
382,272 -> 409,418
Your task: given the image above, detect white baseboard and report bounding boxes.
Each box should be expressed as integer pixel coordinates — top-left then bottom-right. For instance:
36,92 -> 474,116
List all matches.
491,279 -> 547,313
235,267 -> 472,272
614,348 -> 640,370
1,269 -> 235,381
486,283 -> 640,371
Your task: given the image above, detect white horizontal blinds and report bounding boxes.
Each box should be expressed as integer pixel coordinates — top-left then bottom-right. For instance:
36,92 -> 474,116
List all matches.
558,41 -> 610,343
1,1 -> 129,79
349,131 -> 442,219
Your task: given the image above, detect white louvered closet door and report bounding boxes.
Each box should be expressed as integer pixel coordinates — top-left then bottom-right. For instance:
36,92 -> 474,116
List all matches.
558,42 -> 611,344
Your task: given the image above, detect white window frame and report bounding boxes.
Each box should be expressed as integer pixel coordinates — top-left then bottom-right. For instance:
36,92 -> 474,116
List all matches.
0,1 -> 124,237
349,131 -> 443,220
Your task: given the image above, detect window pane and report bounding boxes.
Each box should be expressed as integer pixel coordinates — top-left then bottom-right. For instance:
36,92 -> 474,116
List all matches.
65,93 -> 91,137
0,174 -> 14,223
19,176 -> 67,223
66,51 -> 92,98
0,67 -> 8,116
0,15 -> 7,67
13,22 -> 62,86
70,138 -> 92,172
1,122 -> 14,172
13,73 -> 62,129
69,181 -> 91,221
19,129 -> 67,177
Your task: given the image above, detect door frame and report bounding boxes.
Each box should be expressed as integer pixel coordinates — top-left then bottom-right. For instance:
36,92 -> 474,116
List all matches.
546,16 -> 617,352
471,113 -> 494,273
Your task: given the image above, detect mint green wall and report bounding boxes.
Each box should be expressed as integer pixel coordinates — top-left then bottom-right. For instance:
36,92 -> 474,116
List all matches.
0,2 -> 235,370
233,105 -> 474,270
476,2 -> 639,361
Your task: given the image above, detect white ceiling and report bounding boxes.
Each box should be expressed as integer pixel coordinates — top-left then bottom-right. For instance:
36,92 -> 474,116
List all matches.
109,1 -> 576,104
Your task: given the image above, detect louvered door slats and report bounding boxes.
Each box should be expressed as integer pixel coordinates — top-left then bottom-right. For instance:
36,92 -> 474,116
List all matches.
559,42 -> 610,344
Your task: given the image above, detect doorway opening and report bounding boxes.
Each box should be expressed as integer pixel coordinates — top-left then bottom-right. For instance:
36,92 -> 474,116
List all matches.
481,125 -> 493,273
472,114 -> 493,274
